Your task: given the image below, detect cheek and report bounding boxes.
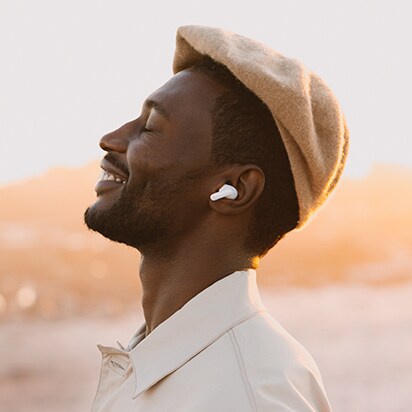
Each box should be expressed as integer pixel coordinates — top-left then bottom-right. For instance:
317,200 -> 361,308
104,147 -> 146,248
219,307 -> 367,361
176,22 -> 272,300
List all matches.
126,140 -> 172,181
127,137 -> 210,182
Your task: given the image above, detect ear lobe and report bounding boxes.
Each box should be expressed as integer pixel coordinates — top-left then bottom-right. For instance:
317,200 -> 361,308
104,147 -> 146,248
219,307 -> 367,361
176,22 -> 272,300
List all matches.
209,165 -> 265,215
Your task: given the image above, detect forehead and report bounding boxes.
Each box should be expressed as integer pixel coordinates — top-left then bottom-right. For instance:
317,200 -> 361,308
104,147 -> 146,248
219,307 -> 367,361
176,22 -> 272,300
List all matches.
145,69 -> 225,128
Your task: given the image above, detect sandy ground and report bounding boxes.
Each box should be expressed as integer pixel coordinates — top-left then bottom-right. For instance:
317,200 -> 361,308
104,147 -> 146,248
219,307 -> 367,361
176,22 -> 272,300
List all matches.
1,284 -> 411,412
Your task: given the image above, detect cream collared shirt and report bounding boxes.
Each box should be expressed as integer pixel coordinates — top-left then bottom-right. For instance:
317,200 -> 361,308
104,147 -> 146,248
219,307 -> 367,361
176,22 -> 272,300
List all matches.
91,270 -> 332,411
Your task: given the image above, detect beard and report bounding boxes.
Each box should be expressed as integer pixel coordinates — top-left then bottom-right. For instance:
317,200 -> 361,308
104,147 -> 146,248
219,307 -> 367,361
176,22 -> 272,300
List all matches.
84,169 -> 206,250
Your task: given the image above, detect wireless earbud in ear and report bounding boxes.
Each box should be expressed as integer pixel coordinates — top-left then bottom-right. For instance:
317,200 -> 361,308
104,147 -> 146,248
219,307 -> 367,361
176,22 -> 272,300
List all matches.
210,184 -> 238,201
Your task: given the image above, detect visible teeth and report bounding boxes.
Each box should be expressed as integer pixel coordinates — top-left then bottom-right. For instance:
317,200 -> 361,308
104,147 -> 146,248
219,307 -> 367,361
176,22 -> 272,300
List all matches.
98,170 -> 126,184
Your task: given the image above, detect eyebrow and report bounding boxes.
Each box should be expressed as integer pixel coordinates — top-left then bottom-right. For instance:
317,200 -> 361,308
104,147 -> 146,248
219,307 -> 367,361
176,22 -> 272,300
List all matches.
144,99 -> 170,120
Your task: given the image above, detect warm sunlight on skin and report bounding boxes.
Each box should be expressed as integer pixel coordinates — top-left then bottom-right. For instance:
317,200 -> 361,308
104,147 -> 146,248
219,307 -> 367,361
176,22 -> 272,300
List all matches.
1,2 -> 411,412
1,1 -> 411,185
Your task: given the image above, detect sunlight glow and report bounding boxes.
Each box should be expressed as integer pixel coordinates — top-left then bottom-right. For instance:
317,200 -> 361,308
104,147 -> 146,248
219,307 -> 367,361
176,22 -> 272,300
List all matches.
0,294 -> 7,314
16,286 -> 38,309
89,259 -> 108,279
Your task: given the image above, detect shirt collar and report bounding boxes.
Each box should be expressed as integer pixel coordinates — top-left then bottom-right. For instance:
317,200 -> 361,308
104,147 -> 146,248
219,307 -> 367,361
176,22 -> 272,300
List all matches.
128,268 -> 267,399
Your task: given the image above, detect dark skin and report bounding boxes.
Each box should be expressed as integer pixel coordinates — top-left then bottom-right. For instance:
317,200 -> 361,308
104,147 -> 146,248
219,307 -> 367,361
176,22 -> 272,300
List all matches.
96,69 -> 265,337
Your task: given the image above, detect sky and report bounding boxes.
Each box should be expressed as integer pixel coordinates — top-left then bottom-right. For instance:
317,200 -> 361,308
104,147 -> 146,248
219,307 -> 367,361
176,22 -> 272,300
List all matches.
1,0 -> 411,185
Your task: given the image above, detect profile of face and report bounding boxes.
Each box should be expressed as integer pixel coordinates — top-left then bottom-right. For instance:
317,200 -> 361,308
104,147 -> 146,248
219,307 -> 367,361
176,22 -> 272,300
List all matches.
84,69 -> 225,251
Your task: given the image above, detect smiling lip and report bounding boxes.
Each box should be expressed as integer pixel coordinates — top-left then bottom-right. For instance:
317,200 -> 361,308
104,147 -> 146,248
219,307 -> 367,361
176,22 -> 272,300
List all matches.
95,159 -> 129,196
100,159 -> 129,181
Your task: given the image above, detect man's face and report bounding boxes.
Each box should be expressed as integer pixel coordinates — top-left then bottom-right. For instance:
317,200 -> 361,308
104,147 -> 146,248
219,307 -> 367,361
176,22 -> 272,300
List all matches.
84,69 -> 225,251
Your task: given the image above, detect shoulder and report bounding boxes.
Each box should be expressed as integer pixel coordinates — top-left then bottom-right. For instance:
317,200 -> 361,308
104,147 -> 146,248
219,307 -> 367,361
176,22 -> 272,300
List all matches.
229,311 -> 332,412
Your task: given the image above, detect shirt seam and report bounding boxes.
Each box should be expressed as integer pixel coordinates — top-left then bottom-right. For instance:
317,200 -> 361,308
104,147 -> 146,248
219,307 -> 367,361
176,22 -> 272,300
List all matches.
228,328 -> 258,412
131,309 -> 266,398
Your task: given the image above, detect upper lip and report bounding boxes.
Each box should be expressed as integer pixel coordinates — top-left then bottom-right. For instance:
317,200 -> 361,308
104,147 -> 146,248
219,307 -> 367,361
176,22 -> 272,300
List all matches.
100,158 -> 129,182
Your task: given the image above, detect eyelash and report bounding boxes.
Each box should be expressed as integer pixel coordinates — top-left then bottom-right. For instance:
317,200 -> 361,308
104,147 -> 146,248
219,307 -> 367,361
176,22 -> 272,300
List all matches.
142,112 -> 156,133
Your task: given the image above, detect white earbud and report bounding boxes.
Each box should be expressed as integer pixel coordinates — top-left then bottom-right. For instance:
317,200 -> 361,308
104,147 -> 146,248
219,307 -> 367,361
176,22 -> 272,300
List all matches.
210,184 -> 238,201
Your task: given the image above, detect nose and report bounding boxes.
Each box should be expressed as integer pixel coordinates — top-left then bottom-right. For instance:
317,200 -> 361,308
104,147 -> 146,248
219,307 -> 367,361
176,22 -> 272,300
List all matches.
99,120 -> 137,153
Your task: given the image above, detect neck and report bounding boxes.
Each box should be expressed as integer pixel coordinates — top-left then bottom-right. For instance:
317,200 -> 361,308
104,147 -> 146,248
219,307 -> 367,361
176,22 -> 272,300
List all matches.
138,236 -> 257,336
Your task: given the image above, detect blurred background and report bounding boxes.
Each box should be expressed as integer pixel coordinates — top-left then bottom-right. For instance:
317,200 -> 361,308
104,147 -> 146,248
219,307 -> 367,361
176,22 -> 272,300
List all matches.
1,1 -> 411,411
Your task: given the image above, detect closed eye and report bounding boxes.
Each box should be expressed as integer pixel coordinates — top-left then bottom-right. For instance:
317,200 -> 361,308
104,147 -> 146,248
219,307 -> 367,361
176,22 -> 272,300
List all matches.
142,109 -> 160,134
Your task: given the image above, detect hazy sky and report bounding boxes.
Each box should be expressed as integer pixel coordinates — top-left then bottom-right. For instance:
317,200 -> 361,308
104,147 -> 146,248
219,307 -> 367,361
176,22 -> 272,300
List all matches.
1,0 -> 411,185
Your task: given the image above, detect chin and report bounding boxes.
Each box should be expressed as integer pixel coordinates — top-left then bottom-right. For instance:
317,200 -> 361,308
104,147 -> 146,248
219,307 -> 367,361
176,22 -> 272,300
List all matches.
84,172 -> 191,249
84,206 -> 135,247
84,198 -> 170,250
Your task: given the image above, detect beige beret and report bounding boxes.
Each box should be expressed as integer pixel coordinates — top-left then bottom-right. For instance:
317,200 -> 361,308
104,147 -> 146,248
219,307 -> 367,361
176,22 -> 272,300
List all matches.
173,25 -> 349,229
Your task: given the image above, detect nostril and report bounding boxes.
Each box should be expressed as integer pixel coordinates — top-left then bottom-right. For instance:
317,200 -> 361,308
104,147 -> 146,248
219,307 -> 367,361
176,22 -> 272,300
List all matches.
99,131 -> 127,153
99,134 -> 111,151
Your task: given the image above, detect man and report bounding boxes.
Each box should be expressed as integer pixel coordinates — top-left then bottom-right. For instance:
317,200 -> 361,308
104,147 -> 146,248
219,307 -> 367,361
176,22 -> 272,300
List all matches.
85,25 -> 348,411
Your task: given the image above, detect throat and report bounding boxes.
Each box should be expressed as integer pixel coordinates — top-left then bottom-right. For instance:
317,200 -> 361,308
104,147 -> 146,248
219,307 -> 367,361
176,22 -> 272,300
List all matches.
138,251 -> 255,335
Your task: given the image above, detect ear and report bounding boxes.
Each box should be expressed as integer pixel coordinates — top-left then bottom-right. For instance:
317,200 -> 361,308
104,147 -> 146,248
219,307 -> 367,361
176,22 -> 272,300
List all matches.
208,164 -> 265,215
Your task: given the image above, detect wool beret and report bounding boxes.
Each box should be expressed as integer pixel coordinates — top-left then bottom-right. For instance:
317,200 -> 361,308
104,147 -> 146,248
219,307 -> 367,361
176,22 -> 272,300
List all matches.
173,25 -> 349,229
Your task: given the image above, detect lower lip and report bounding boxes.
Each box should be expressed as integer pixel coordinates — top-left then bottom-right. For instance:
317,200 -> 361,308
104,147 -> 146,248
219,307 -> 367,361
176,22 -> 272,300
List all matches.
95,180 -> 125,196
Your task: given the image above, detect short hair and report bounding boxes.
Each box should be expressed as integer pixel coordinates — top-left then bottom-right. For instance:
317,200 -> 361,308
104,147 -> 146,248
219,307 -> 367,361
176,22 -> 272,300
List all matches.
191,58 -> 299,257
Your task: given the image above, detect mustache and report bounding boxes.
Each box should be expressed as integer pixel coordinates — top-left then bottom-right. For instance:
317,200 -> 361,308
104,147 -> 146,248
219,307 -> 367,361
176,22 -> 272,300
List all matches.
104,152 -> 129,176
